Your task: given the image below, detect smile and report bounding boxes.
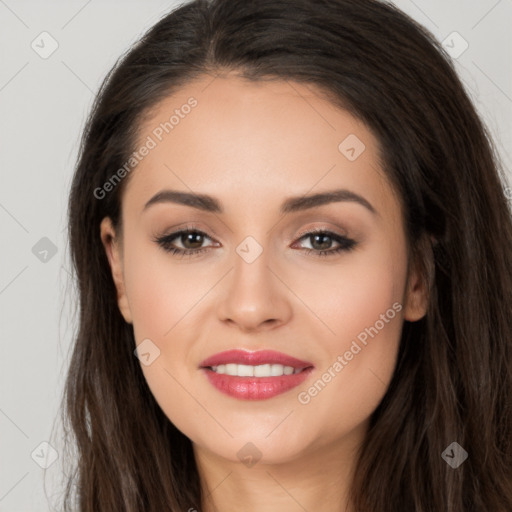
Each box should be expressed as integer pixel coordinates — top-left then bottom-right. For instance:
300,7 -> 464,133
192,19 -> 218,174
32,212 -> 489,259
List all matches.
199,349 -> 314,400
210,363 -> 303,377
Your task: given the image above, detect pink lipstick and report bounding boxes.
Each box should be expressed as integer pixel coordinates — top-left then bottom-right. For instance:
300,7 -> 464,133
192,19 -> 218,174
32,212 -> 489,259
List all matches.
199,349 -> 314,400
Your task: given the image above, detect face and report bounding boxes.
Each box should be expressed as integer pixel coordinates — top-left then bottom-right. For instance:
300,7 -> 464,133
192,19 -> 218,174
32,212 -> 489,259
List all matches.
101,73 -> 428,467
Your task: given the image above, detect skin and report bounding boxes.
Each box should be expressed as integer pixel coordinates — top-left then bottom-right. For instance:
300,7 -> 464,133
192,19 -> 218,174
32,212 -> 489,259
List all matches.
100,73 -> 429,512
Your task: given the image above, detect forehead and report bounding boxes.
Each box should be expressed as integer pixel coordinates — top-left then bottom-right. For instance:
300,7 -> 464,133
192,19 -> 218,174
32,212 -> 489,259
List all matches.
122,73 -> 398,221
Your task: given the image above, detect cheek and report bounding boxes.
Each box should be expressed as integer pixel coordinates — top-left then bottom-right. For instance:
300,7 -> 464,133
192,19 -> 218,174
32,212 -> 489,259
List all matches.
295,233 -> 406,351
121,238 -> 228,394
123,239 -> 214,342
121,242 -> 215,435
292,240 -> 407,438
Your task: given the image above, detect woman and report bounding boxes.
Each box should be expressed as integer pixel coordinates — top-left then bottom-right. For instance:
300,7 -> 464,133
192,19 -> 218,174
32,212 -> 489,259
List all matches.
61,0 -> 512,510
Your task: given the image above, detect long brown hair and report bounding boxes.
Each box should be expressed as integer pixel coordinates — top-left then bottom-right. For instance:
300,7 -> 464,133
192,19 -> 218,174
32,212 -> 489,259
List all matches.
61,0 -> 512,510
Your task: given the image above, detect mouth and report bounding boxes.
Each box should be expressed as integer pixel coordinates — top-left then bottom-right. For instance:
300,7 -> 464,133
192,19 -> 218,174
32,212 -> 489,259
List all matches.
208,363 -> 304,376
199,349 -> 314,400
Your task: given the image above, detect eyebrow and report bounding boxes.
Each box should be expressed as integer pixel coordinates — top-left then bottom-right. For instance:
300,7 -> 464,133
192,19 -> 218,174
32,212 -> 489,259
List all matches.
143,188 -> 377,216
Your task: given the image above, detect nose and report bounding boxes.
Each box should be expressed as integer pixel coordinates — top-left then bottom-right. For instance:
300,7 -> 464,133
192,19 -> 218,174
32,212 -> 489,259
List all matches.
217,247 -> 293,333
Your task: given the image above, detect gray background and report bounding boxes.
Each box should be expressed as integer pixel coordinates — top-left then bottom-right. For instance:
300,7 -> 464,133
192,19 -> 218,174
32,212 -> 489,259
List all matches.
0,1 -> 511,510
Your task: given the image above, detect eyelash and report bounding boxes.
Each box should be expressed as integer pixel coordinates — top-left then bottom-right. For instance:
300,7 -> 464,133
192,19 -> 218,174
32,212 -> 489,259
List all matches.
153,226 -> 357,258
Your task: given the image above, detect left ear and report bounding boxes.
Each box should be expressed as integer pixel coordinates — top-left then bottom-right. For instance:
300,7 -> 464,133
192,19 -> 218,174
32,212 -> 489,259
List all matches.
403,235 -> 433,322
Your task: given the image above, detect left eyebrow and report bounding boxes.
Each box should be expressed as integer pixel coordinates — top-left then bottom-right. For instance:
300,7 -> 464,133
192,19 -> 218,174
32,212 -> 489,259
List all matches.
142,188 -> 378,216
280,189 -> 377,216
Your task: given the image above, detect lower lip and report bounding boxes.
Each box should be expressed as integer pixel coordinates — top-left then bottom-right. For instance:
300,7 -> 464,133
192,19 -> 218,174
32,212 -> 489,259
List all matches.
201,367 -> 314,400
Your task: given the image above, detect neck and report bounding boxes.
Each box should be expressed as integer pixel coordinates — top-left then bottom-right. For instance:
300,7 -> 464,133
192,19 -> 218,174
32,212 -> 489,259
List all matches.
193,423 -> 366,512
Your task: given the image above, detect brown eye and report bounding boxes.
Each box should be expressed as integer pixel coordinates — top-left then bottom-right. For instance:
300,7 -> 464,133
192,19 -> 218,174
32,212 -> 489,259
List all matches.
294,230 -> 357,257
154,229 -> 215,256
179,231 -> 206,250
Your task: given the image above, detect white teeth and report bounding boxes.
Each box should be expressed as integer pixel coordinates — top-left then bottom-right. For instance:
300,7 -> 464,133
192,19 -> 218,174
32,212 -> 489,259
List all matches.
210,363 -> 301,377
254,364 -> 271,377
270,364 -> 285,376
237,364 -> 254,377
283,366 -> 294,375
225,363 -> 238,375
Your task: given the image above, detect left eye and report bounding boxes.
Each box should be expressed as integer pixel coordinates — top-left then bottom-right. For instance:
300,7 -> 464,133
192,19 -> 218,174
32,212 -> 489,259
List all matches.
154,229 -> 357,258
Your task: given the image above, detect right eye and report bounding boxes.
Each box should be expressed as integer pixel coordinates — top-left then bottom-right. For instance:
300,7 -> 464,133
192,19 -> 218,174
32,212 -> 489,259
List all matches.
154,228 -> 217,257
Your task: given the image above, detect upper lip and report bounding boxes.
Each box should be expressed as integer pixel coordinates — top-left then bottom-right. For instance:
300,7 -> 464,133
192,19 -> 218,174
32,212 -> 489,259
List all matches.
199,349 -> 314,369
